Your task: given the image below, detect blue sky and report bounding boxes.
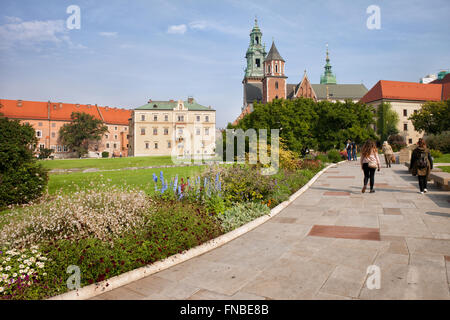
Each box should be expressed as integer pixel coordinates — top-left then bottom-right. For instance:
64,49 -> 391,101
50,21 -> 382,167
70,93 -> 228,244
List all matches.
0,0 -> 449,127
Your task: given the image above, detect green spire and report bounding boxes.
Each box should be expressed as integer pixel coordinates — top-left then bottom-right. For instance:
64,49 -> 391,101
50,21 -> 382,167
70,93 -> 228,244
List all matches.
244,18 -> 266,78
320,44 -> 337,84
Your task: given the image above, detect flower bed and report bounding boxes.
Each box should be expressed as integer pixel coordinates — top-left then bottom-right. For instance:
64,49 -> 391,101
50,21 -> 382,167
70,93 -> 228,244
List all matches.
0,162 -> 324,300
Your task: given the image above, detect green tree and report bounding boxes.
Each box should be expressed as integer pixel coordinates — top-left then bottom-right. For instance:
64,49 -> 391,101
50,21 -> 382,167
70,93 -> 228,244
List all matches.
0,115 -> 49,208
409,100 -> 450,135
59,112 -> 108,157
376,102 -> 399,143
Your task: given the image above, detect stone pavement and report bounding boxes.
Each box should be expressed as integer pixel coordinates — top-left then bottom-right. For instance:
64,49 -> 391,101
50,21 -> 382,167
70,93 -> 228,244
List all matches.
93,160 -> 450,300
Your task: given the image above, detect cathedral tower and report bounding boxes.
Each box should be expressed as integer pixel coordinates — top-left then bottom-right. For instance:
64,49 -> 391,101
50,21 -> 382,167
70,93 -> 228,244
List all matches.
262,41 -> 287,103
244,18 -> 266,81
320,44 -> 337,85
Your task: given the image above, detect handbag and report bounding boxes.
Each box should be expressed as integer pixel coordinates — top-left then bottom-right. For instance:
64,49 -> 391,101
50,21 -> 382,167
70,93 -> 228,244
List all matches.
368,160 -> 377,168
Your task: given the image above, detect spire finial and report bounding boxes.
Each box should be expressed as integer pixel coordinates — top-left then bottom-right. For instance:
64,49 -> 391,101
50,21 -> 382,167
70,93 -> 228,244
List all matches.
255,15 -> 258,26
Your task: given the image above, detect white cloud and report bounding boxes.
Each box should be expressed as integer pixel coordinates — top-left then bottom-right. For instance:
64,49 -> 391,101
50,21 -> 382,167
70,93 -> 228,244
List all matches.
167,24 -> 187,34
0,17 -> 86,50
188,20 -> 246,37
189,21 -> 207,30
4,16 -> 23,23
99,31 -> 118,37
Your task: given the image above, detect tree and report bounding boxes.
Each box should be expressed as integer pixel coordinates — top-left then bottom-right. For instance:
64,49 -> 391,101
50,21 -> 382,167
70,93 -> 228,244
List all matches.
0,115 -> 49,208
231,98 -> 377,153
59,112 -> 108,157
409,100 -> 450,135
38,147 -> 54,159
376,102 -> 399,143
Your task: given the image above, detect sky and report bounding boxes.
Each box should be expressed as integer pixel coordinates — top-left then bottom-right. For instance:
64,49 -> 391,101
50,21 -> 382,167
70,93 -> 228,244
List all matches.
0,0 -> 449,128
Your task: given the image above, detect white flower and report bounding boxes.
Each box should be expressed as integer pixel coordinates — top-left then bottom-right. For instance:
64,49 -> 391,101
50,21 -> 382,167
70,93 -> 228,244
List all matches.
19,264 -> 25,269
0,287 -> 3,293
43,273 -> 47,276
12,273 -> 17,278
5,266 -> 11,271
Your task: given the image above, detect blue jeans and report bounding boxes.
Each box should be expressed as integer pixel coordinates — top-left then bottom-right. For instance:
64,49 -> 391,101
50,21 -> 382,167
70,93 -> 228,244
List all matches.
352,150 -> 357,160
347,149 -> 352,160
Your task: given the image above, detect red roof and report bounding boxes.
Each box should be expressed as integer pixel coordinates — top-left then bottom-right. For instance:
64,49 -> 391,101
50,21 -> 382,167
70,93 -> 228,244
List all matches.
360,80 -> 443,103
0,99 -> 131,125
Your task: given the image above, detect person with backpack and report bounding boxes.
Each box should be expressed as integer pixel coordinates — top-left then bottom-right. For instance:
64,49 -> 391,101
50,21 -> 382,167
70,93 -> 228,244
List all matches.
351,141 -> 357,161
409,138 -> 433,194
360,140 -> 381,193
346,139 -> 352,161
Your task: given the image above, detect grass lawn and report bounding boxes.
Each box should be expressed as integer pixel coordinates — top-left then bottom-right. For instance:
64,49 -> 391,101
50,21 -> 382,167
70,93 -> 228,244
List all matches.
39,156 -> 180,171
47,165 -> 206,195
434,153 -> 450,163
437,166 -> 450,173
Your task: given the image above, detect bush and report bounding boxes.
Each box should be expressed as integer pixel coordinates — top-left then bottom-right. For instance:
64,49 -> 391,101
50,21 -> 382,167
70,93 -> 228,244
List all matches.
0,117 -> 49,208
425,131 -> 450,154
315,154 -> 329,163
326,149 -> 341,163
101,151 -> 109,158
430,149 -> 443,159
38,148 -> 53,160
388,134 -> 407,152
218,202 -> 270,233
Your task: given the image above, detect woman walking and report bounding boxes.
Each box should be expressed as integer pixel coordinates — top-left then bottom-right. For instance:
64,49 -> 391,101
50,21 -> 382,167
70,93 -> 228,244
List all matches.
360,140 -> 381,193
409,138 -> 433,194
382,141 -> 394,168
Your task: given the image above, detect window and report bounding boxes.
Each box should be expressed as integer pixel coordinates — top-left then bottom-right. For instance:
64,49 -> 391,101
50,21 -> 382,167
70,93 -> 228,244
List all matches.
153,115 -> 158,121
154,142 -> 158,149
403,123 -> 408,131
106,143 -> 110,148
275,81 -> 279,89
196,128 -> 200,135
115,126 -> 118,131
178,128 -> 183,135
141,114 -> 145,121
145,142 -> 149,149
52,123 -> 56,128
36,130 -> 42,137
205,115 -> 209,122
168,141 -> 171,148
268,65 -> 271,73
164,114 -> 169,121
39,144 -> 45,150
255,36 -> 259,44
106,134 -> 109,139
177,115 -> 184,122
51,132 -> 55,138
403,109 -> 407,117
38,122 -> 43,126
141,128 -> 146,135
275,95 -> 278,99
51,145 -> 56,151
196,115 -> 200,122
205,128 -> 209,136
57,145 -> 62,152
113,143 -> 117,149
63,146 -> 68,152
256,58 -> 260,67
114,135 -> 118,140
275,64 -> 278,73
408,138 -> 413,144
164,128 -> 169,135
124,127 -> 127,131
153,128 -> 158,135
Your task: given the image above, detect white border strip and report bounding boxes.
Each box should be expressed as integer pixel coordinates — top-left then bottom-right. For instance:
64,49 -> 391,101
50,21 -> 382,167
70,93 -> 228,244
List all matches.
49,161 -> 343,300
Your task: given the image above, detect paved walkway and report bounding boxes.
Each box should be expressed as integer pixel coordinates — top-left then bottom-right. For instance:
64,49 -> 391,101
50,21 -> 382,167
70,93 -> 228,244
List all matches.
93,160 -> 450,300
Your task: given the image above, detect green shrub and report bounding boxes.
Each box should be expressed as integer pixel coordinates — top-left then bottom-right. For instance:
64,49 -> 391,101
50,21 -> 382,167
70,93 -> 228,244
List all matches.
425,131 -> 450,154
326,149 -> 341,163
0,117 -> 49,208
101,151 -> 109,158
219,202 -> 270,233
388,134 -> 407,152
315,154 -> 329,163
430,149 -> 443,159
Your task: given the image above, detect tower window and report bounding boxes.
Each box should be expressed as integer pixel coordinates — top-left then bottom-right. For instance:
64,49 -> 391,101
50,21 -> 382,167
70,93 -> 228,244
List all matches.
275,81 -> 279,89
255,36 -> 259,44
275,64 -> 278,73
256,58 -> 260,68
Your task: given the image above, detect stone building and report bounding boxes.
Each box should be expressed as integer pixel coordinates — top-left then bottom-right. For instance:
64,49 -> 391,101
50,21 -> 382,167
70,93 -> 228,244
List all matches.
0,99 -> 131,158
360,80 -> 445,145
129,98 -> 216,158
235,20 -> 368,125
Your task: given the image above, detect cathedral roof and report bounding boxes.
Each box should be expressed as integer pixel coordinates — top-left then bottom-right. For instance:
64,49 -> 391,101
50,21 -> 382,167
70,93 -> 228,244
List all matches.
265,41 -> 285,62
311,84 -> 368,100
244,82 -> 263,103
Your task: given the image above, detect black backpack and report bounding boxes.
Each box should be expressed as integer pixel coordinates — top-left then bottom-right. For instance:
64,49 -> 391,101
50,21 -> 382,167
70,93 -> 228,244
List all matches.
417,151 -> 428,169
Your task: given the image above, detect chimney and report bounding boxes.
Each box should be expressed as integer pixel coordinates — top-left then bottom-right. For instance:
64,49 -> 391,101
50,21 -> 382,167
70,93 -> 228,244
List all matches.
187,96 -> 194,104
76,104 -> 80,108
17,100 -> 23,107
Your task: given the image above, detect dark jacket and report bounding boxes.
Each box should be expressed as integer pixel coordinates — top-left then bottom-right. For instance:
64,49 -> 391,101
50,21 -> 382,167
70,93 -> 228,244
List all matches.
409,146 -> 433,176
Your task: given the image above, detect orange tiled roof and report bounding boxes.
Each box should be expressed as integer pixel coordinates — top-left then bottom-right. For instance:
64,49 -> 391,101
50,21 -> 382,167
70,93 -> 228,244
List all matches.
360,80 -> 443,104
0,99 -> 131,125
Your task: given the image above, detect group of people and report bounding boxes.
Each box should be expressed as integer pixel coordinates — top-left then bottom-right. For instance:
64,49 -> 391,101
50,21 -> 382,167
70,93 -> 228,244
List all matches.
345,140 -> 358,161
358,138 -> 433,194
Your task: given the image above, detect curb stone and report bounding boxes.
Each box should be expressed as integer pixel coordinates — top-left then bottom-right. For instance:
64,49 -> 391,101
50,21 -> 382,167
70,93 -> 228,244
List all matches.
48,161 -> 343,300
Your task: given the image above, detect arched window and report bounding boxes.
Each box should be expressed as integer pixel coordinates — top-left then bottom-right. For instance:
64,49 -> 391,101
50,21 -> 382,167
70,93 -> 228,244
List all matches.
275,95 -> 278,99
268,65 -> 271,74
255,36 -> 259,44
275,81 -> 279,89
275,64 -> 278,73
